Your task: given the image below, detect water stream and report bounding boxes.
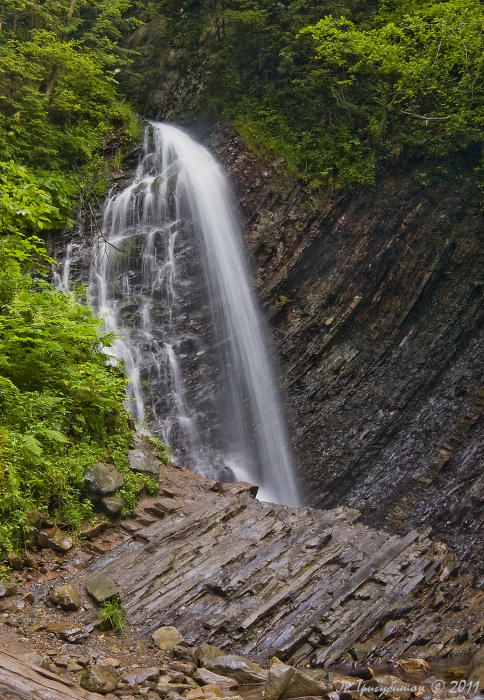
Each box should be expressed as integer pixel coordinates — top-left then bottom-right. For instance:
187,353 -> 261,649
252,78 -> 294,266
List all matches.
85,122 -> 300,507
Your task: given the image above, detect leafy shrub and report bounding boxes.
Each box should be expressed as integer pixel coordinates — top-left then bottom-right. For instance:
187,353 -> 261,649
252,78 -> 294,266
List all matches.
0,162 -> 144,553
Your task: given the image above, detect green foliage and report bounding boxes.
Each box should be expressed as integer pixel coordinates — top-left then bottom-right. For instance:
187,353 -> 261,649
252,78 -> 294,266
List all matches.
0,0 -> 140,196
126,0 -> 484,187
98,594 -> 127,633
299,0 -> 484,183
148,435 -> 172,464
0,173 -> 137,553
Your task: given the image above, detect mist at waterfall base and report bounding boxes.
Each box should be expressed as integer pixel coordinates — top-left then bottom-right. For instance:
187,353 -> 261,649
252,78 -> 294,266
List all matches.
84,122 -> 300,508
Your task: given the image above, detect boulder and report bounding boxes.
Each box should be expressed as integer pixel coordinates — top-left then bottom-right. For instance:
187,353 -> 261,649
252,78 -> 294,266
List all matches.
203,655 -> 267,685
20,652 -> 52,672
155,683 -> 193,697
198,645 -> 225,662
80,665 -> 118,694
467,646 -> 484,678
129,437 -> 162,478
467,666 -> 484,692
152,626 -> 184,650
265,661 -> 295,700
50,583 -> 82,611
265,658 -> 329,700
85,462 -> 124,497
193,668 -> 238,689
101,495 -> 126,515
371,675 -> 412,700
394,659 -> 430,674
121,667 -> 160,685
467,647 -> 484,691
86,572 -> 118,603
37,526 -> 73,553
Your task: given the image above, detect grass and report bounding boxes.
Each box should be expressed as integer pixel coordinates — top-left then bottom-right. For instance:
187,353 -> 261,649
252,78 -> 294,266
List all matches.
98,595 -> 127,633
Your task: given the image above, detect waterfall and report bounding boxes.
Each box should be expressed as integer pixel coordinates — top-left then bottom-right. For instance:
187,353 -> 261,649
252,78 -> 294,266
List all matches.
88,122 -> 300,507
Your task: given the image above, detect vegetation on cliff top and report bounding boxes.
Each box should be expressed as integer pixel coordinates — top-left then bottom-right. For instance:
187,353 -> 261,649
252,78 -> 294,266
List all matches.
126,0 -> 484,187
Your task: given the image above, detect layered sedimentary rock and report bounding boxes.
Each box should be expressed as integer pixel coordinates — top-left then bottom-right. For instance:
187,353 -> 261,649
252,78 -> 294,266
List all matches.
192,124 -> 484,578
85,462 -> 483,667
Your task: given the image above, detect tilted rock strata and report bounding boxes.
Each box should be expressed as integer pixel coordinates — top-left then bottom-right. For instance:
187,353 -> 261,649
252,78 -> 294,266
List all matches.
195,123 -> 484,578
83,462 -> 484,667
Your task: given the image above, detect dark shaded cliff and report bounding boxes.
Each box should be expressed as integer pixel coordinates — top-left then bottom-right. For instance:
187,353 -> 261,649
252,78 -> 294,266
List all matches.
190,123 -> 484,577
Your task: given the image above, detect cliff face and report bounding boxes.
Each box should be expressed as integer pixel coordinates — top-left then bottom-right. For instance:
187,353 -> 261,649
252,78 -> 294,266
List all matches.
192,123 -> 484,576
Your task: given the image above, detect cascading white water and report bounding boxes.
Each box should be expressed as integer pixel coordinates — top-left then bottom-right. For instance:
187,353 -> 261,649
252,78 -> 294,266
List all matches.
88,122 -> 300,507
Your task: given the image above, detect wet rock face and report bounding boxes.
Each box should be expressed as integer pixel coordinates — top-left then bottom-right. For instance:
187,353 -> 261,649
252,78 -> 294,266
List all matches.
194,123 -> 484,574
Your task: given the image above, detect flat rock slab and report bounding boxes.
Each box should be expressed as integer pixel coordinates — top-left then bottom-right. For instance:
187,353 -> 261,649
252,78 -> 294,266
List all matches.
82,463 -> 484,666
86,572 -> 118,603
0,649 -> 102,700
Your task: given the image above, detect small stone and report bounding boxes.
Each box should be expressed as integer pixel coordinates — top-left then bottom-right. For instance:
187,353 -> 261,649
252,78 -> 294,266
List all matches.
21,652 -> 52,671
50,583 -> 82,611
54,655 -> 70,668
152,626 -> 184,651
5,583 -> 18,597
171,662 -> 196,677
37,526 -> 73,553
184,691 -> 204,700
372,675 -> 412,700
23,553 -> 38,569
229,482 -> 259,497
67,661 -> 83,672
101,658 -> 122,668
102,495 -> 126,515
47,621 -> 89,642
152,499 -> 181,515
86,571 -> 118,603
122,668 -> 160,685
160,487 -> 175,499
194,668 -> 237,689
394,659 -> 429,674
200,684 -> 223,697
80,665 -> 119,694
81,522 -> 107,539
184,686 -> 223,700
21,592 -> 34,604
203,655 -> 267,686
155,683 -> 192,697
85,462 -> 124,498
78,655 -> 90,668
169,672 -> 187,684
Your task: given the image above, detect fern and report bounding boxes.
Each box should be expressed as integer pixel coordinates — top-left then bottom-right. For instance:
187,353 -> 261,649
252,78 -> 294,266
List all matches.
35,429 -> 69,445
20,435 -> 43,458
